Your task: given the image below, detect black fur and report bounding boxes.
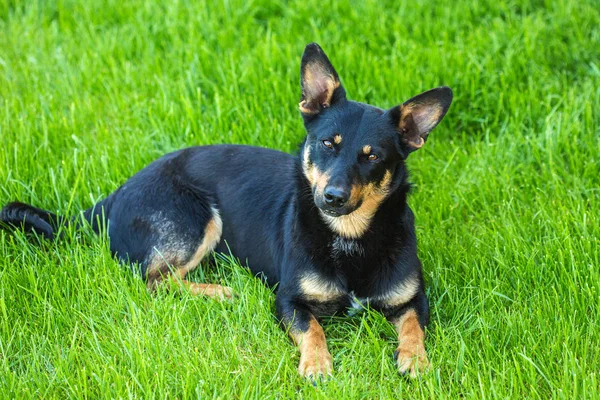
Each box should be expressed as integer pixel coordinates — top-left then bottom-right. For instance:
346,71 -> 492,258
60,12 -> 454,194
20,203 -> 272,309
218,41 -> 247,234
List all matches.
0,202 -> 62,240
1,43 -> 453,376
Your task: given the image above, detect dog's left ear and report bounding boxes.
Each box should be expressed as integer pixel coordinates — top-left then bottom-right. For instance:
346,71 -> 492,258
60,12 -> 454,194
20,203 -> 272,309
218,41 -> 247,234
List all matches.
299,43 -> 346,115
389,87 -> 453,153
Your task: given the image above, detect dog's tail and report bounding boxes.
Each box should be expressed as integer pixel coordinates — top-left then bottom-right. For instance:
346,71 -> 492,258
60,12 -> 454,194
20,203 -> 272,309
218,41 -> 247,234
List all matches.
1,199 -> 111,241
0,201 -> 66,240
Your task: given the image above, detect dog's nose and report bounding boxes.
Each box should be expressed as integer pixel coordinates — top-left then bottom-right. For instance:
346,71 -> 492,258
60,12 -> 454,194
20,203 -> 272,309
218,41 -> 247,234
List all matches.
324,186 -> 350,208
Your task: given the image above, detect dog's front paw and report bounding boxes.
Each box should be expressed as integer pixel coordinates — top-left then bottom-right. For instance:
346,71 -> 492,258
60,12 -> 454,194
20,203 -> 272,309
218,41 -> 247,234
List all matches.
298,350 -> 333,378
394,347 -> 430,378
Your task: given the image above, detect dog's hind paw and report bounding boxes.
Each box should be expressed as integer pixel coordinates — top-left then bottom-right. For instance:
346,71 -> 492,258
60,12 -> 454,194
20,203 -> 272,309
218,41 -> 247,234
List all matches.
212,285 -> 235,300
189,283 -> 235,300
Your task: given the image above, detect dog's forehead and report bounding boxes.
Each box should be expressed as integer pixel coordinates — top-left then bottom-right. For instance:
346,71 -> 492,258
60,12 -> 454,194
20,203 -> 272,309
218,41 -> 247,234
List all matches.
347,108 -> 395,146
333,102 -> 392,141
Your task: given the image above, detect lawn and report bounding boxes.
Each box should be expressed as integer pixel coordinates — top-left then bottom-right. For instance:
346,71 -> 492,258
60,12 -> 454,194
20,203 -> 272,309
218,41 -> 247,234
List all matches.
1,0 -> 599,398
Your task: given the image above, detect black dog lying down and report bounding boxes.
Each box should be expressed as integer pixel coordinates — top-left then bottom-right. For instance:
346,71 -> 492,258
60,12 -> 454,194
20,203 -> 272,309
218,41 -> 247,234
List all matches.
1,43 -> 452,378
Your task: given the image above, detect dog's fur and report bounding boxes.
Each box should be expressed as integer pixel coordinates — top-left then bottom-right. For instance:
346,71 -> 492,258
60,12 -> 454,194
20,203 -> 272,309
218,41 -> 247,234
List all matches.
1,43 -> 452,378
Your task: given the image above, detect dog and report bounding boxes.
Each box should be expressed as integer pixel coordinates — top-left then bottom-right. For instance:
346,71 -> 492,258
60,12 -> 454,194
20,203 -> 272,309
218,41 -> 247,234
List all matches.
1,43 -> 452,379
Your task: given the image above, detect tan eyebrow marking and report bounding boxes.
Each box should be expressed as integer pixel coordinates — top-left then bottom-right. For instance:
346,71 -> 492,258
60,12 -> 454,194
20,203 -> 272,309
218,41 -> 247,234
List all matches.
363,145 -> 372,155
334,134 -> 342,144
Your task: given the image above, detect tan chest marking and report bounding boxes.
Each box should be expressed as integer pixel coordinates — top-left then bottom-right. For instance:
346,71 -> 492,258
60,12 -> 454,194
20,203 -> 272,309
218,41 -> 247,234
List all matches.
374,274 -> 420,308
300,274 -> 345,302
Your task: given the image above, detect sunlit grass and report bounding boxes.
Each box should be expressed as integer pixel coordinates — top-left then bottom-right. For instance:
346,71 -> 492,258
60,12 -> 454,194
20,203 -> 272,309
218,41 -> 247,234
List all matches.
1,0 -> 599,398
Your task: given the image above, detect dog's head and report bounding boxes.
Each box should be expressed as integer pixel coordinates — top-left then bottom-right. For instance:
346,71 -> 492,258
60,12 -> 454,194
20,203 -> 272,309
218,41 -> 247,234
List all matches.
299,43 -> 453,238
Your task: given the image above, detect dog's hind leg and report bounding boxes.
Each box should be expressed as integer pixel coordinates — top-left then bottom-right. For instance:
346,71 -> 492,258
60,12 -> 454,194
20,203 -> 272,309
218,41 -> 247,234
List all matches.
144,208 -> 233,300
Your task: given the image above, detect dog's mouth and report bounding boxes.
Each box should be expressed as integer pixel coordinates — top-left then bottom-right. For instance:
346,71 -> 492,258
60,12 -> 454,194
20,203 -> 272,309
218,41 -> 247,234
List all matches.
321,209 -> 343,217
313,190 -> 361,218
318,203 -> 359,218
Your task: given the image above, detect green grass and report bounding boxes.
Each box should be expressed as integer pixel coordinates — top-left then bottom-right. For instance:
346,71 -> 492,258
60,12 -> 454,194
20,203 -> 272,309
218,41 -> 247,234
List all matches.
1,0 -> 599,398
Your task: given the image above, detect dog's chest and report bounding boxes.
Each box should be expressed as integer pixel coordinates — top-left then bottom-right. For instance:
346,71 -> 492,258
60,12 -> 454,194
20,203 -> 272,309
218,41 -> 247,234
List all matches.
299,236 -> 419,315
300,268 -> 420,316
330,236 -> 365,258
348,292 -> 370,316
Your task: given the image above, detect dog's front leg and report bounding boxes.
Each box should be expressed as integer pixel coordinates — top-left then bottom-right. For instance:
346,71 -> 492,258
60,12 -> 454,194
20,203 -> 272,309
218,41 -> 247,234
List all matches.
276,294 -> 333,378
383,293 -> 430,378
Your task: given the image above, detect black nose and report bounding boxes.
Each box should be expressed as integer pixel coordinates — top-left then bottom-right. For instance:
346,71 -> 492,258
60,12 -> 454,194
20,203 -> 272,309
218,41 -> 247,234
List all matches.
324,186 -> 350,208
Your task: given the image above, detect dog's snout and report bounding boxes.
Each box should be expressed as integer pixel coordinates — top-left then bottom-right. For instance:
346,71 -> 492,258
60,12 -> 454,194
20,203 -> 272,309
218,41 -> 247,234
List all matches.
324,186 -> 350,208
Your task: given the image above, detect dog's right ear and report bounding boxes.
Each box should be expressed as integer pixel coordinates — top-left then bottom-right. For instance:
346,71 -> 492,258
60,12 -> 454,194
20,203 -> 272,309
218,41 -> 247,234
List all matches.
299,43 -> 346,115
388,87 -> 453,154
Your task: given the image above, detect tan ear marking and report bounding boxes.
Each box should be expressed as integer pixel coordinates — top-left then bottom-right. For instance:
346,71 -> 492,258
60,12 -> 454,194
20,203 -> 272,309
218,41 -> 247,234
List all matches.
407,137 -> 424,149
299,100 -> 319,114
300,62 -> 341,114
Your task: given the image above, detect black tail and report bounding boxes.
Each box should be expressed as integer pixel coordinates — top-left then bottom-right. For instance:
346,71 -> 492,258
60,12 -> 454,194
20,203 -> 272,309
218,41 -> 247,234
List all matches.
0,201 -> 66,240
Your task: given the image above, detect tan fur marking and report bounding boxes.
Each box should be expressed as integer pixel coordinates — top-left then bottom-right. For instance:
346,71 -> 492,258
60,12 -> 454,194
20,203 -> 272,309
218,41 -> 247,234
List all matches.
376,274 -> 420,307
300,274 -> 344,302
302,145 -> 313,184
167,274 -> 234,300
299,62 -> 340,114
400,103 -> 443,128
299,100 -> 319,114
334,134 -> 342,144
347,184 -> 363,208
146,259 -> 176,289
399,103 -> 443,149
312,169 -> 330,195
394,310 -> 429,378
178,210 -> 223,276
362,144 -> 372,155
146,208 -> 232,299
303,147 -> 393,239
323,170 -> 393,238
290,318 -> 333,377
302,145 -> 330,191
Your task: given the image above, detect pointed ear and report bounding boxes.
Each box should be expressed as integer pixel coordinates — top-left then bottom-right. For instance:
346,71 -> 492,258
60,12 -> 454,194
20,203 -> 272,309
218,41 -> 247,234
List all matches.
389,86 -> 453,152
299,43 -> 346,115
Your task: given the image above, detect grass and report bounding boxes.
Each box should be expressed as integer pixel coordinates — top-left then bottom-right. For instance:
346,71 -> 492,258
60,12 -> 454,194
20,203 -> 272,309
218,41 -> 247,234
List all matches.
1,0 -> 599,398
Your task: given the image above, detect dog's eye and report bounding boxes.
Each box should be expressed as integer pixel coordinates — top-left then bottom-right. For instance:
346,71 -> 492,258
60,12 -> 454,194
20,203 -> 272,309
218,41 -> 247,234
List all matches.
368,154 -> 379,161
322,140 -> 333,149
